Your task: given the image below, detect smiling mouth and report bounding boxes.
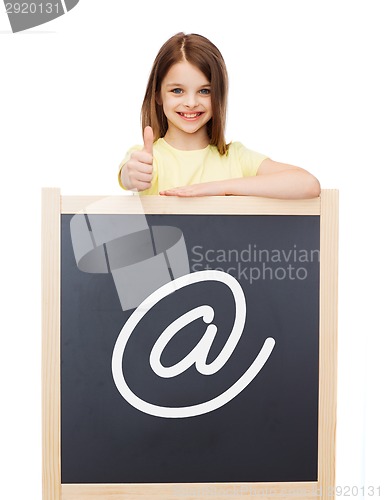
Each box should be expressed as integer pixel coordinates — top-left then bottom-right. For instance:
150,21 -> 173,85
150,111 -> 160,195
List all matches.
177,112 -> 203,119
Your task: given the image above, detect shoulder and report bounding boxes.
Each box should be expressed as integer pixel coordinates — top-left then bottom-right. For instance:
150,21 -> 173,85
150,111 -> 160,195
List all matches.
228,142 -> 265,155
204,142 -> 245,159
227,141 -> 245,151
227,141 -> 268,163
226,142 -> 269,176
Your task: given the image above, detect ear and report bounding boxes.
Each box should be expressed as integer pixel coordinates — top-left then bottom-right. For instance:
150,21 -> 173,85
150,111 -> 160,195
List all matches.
155,91 -> 162,106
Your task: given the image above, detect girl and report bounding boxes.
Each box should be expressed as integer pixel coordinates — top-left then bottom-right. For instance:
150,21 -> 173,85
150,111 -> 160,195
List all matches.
118,33 -> 320,199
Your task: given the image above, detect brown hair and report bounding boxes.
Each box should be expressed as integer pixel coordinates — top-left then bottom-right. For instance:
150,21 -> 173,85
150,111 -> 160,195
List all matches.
141,32 -> 229,155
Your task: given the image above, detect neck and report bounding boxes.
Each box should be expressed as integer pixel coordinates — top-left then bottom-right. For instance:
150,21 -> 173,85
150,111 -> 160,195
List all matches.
163,127 -> 210,151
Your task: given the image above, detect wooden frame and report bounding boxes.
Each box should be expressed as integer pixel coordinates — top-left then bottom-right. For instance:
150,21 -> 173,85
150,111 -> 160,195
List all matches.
42,189 -> 338,500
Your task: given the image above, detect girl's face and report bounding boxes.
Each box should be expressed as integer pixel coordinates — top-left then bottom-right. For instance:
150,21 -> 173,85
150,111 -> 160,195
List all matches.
158,60 -> 212,148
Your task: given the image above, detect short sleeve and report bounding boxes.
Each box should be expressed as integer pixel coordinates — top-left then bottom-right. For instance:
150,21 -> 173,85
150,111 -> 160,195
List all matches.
233,142 -> 269,177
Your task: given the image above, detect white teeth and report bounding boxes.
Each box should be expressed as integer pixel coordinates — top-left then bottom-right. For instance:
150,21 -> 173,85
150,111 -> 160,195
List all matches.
179,113 -> 201,118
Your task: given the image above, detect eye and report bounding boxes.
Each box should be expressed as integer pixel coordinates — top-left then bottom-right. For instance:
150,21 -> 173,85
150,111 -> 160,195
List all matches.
199,88 -> 211,95
171,88 -> 183,94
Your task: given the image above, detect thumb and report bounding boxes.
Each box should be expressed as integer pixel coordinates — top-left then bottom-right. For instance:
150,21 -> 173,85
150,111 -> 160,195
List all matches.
143,126 -> 154,154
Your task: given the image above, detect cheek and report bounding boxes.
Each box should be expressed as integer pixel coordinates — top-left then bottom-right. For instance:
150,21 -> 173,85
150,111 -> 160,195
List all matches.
162,96 -> 176,110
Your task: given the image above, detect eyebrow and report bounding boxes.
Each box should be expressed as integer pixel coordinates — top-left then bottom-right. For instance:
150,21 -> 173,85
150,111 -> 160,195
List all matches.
165,83 -> 211,87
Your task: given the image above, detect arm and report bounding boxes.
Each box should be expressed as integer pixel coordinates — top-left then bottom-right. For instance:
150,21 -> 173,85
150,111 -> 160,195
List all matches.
160,158 -> 321,199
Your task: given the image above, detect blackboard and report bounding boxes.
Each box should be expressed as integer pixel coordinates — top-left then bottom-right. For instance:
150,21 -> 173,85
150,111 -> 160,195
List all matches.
42,192 -> 338,500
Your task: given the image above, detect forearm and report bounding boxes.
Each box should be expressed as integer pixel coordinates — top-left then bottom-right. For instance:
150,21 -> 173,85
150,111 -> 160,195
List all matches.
220,169 -> 321,199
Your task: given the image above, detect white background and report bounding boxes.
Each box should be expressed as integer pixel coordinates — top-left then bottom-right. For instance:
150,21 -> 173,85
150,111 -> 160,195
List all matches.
1,0 -> 383,497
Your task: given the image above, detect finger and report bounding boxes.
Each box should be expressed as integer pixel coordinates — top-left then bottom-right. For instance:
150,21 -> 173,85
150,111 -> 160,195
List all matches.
131,158 -> 153,172
137,181 -> 152,191
135,172 -> 152,183
159,189 -> 183,197
130,151 -> 153,166
142,126 -> 154,155
159,189 -> 173,195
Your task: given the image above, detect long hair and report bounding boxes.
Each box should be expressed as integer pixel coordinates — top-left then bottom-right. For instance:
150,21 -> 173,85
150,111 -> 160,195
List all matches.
141,33 -> 229,155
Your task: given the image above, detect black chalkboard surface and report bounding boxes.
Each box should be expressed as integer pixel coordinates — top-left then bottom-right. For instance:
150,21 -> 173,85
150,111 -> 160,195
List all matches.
61,213 -> 320,484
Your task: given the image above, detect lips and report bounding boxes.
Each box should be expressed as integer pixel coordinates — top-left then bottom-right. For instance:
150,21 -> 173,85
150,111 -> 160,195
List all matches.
177,112 -> 203,119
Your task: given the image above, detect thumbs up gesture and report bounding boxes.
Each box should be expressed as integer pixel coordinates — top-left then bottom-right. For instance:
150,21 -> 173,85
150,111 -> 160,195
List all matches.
121,126 -> 154,191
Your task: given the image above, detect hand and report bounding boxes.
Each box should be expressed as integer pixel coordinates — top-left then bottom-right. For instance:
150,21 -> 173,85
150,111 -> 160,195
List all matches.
121,126 -> 153,191
160,180 -> 227,197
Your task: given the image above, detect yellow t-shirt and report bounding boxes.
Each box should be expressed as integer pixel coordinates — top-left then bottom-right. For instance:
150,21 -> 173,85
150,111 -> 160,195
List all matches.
118,138 -> 268,195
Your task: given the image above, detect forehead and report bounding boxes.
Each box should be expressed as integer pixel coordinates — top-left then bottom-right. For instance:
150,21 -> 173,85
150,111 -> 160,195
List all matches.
162,61 -> 210,86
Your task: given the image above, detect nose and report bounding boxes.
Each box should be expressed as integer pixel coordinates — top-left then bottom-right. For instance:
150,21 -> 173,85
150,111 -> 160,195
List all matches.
184,92 -> 198,108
